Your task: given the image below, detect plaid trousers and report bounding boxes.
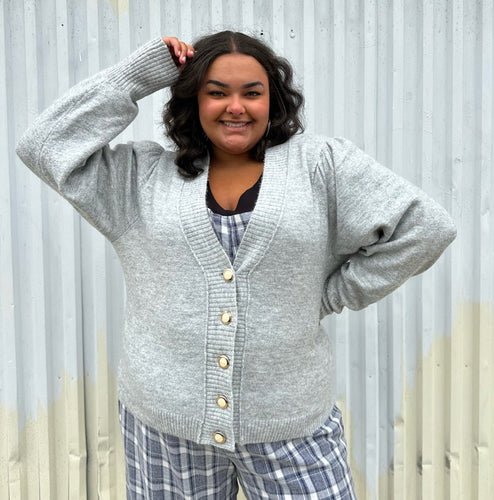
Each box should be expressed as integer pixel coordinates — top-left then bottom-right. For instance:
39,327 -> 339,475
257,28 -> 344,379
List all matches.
119,402 -> 356,499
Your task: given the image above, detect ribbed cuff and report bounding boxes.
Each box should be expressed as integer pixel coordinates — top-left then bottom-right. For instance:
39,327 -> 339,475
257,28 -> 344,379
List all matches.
106,38 -> 179,101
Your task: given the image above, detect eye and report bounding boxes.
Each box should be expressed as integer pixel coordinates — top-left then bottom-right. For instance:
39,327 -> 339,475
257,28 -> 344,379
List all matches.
208,90 -> 225,97
246,91 -> 261,97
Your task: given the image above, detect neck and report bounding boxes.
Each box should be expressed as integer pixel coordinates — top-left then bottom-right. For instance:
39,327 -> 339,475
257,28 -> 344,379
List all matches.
209,148 -> 254,170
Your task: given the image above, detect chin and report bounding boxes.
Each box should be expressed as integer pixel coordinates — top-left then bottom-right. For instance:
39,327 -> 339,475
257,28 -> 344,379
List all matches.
217,142 -> 257,156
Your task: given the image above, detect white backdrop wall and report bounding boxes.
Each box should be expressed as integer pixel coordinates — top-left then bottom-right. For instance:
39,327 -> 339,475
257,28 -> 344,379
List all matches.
1,1 -> 492,499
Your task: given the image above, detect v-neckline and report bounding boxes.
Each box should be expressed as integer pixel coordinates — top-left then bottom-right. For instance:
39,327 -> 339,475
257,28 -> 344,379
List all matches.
178,143 -> 289,272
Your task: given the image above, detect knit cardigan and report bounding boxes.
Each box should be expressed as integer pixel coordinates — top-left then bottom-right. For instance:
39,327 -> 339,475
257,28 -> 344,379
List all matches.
16,38 -> 457,451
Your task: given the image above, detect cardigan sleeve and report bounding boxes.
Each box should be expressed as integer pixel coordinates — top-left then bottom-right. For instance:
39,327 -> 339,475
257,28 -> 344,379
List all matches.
16,38 -> 179,242
320,138 -> 457,314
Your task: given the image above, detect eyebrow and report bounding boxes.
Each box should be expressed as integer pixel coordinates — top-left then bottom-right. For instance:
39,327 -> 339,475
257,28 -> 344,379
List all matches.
206,79 -> 265,89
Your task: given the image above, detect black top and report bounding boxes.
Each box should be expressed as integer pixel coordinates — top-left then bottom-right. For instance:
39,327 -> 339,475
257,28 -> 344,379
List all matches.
206,175 -> 263,215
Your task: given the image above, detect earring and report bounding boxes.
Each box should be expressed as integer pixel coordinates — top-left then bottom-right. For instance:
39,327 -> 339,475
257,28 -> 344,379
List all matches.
265,120 -> 271,138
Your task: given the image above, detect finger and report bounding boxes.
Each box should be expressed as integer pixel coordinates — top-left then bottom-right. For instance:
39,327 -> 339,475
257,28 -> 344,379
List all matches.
162,36 -> 181,60
178,41 -> 195,64
186,44 -> 196,58
162,37 -> 195,67
178,41 -> 188,64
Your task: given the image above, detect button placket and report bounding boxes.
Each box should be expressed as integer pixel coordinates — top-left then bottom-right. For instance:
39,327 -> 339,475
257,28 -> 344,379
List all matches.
214,272 -> 233,444
200,265 -> 237,449
217,270 -> 233,437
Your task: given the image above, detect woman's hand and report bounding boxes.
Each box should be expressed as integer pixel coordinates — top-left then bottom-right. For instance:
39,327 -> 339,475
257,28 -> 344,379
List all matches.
162,37 -> 195,70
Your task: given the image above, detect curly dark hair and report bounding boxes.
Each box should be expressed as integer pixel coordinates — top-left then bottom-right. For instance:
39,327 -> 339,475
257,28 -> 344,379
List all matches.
163,31 -> 304,178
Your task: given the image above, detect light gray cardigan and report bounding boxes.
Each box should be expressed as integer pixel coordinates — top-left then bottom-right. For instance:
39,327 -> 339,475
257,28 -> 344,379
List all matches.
16,38 -> 456,451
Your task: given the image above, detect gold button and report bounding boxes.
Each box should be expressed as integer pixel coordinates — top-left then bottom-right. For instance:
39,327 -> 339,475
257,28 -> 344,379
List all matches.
221,311 -> 232,325
217,355 -> 230,369
213,431 -> 226,444
222,269 -> 234,281
216,395 -> 229,409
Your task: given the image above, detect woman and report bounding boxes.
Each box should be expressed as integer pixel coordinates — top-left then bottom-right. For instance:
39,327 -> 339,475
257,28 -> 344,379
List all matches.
17,31 -> 456,499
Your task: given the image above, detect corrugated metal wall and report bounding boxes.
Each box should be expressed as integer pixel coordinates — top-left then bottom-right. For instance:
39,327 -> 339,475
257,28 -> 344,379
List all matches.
1,0 -> 492,498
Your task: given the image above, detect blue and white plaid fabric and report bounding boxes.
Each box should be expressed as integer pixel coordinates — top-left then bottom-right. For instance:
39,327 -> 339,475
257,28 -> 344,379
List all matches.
119,402 -> 356,499
208,209 -> 252,262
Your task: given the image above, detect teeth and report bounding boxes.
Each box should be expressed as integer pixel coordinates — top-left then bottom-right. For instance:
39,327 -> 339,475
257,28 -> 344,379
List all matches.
223,122 -> 248,128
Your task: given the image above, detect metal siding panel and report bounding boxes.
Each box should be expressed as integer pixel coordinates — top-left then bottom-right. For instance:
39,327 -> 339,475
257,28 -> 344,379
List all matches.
0,2 -> 18,497
478,2 -> 494,500
1,1 -> 492,499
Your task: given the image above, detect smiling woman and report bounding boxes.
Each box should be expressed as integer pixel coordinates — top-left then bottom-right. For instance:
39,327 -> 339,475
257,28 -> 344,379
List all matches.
163,31 -> 304,179
16,29 -> 456,499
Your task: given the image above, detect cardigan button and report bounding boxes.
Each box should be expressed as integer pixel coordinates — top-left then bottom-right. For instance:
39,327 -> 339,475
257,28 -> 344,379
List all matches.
217,355 -> 230,369
216,395 -> 229,409
222,269 -> 234,281
221,311 -> 232,325
213,431 -> 227,445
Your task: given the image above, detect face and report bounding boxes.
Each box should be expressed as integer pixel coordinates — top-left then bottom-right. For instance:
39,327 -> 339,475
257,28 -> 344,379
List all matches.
197,53 -> 270,160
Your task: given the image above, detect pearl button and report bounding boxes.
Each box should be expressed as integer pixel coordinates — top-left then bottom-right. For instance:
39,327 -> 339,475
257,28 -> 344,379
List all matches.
221,311 -> 232,325
213,432 -> 226,445
216,395 -> 229,409
217,355 -> 230,369
222,269 -> 234,281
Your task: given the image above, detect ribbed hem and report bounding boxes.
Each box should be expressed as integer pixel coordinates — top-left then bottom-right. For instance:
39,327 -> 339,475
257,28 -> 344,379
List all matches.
239,402 -> 336,445
118,390 -> 205,444
119,386 -> 336,451
106,38 -> 179,101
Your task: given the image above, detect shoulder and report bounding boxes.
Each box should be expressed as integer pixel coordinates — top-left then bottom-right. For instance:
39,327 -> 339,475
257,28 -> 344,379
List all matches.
281,133 -> 358,162
277,134 -> 361,180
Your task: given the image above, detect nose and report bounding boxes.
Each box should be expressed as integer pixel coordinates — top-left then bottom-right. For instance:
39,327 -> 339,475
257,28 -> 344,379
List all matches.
226,95 -> 245,116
